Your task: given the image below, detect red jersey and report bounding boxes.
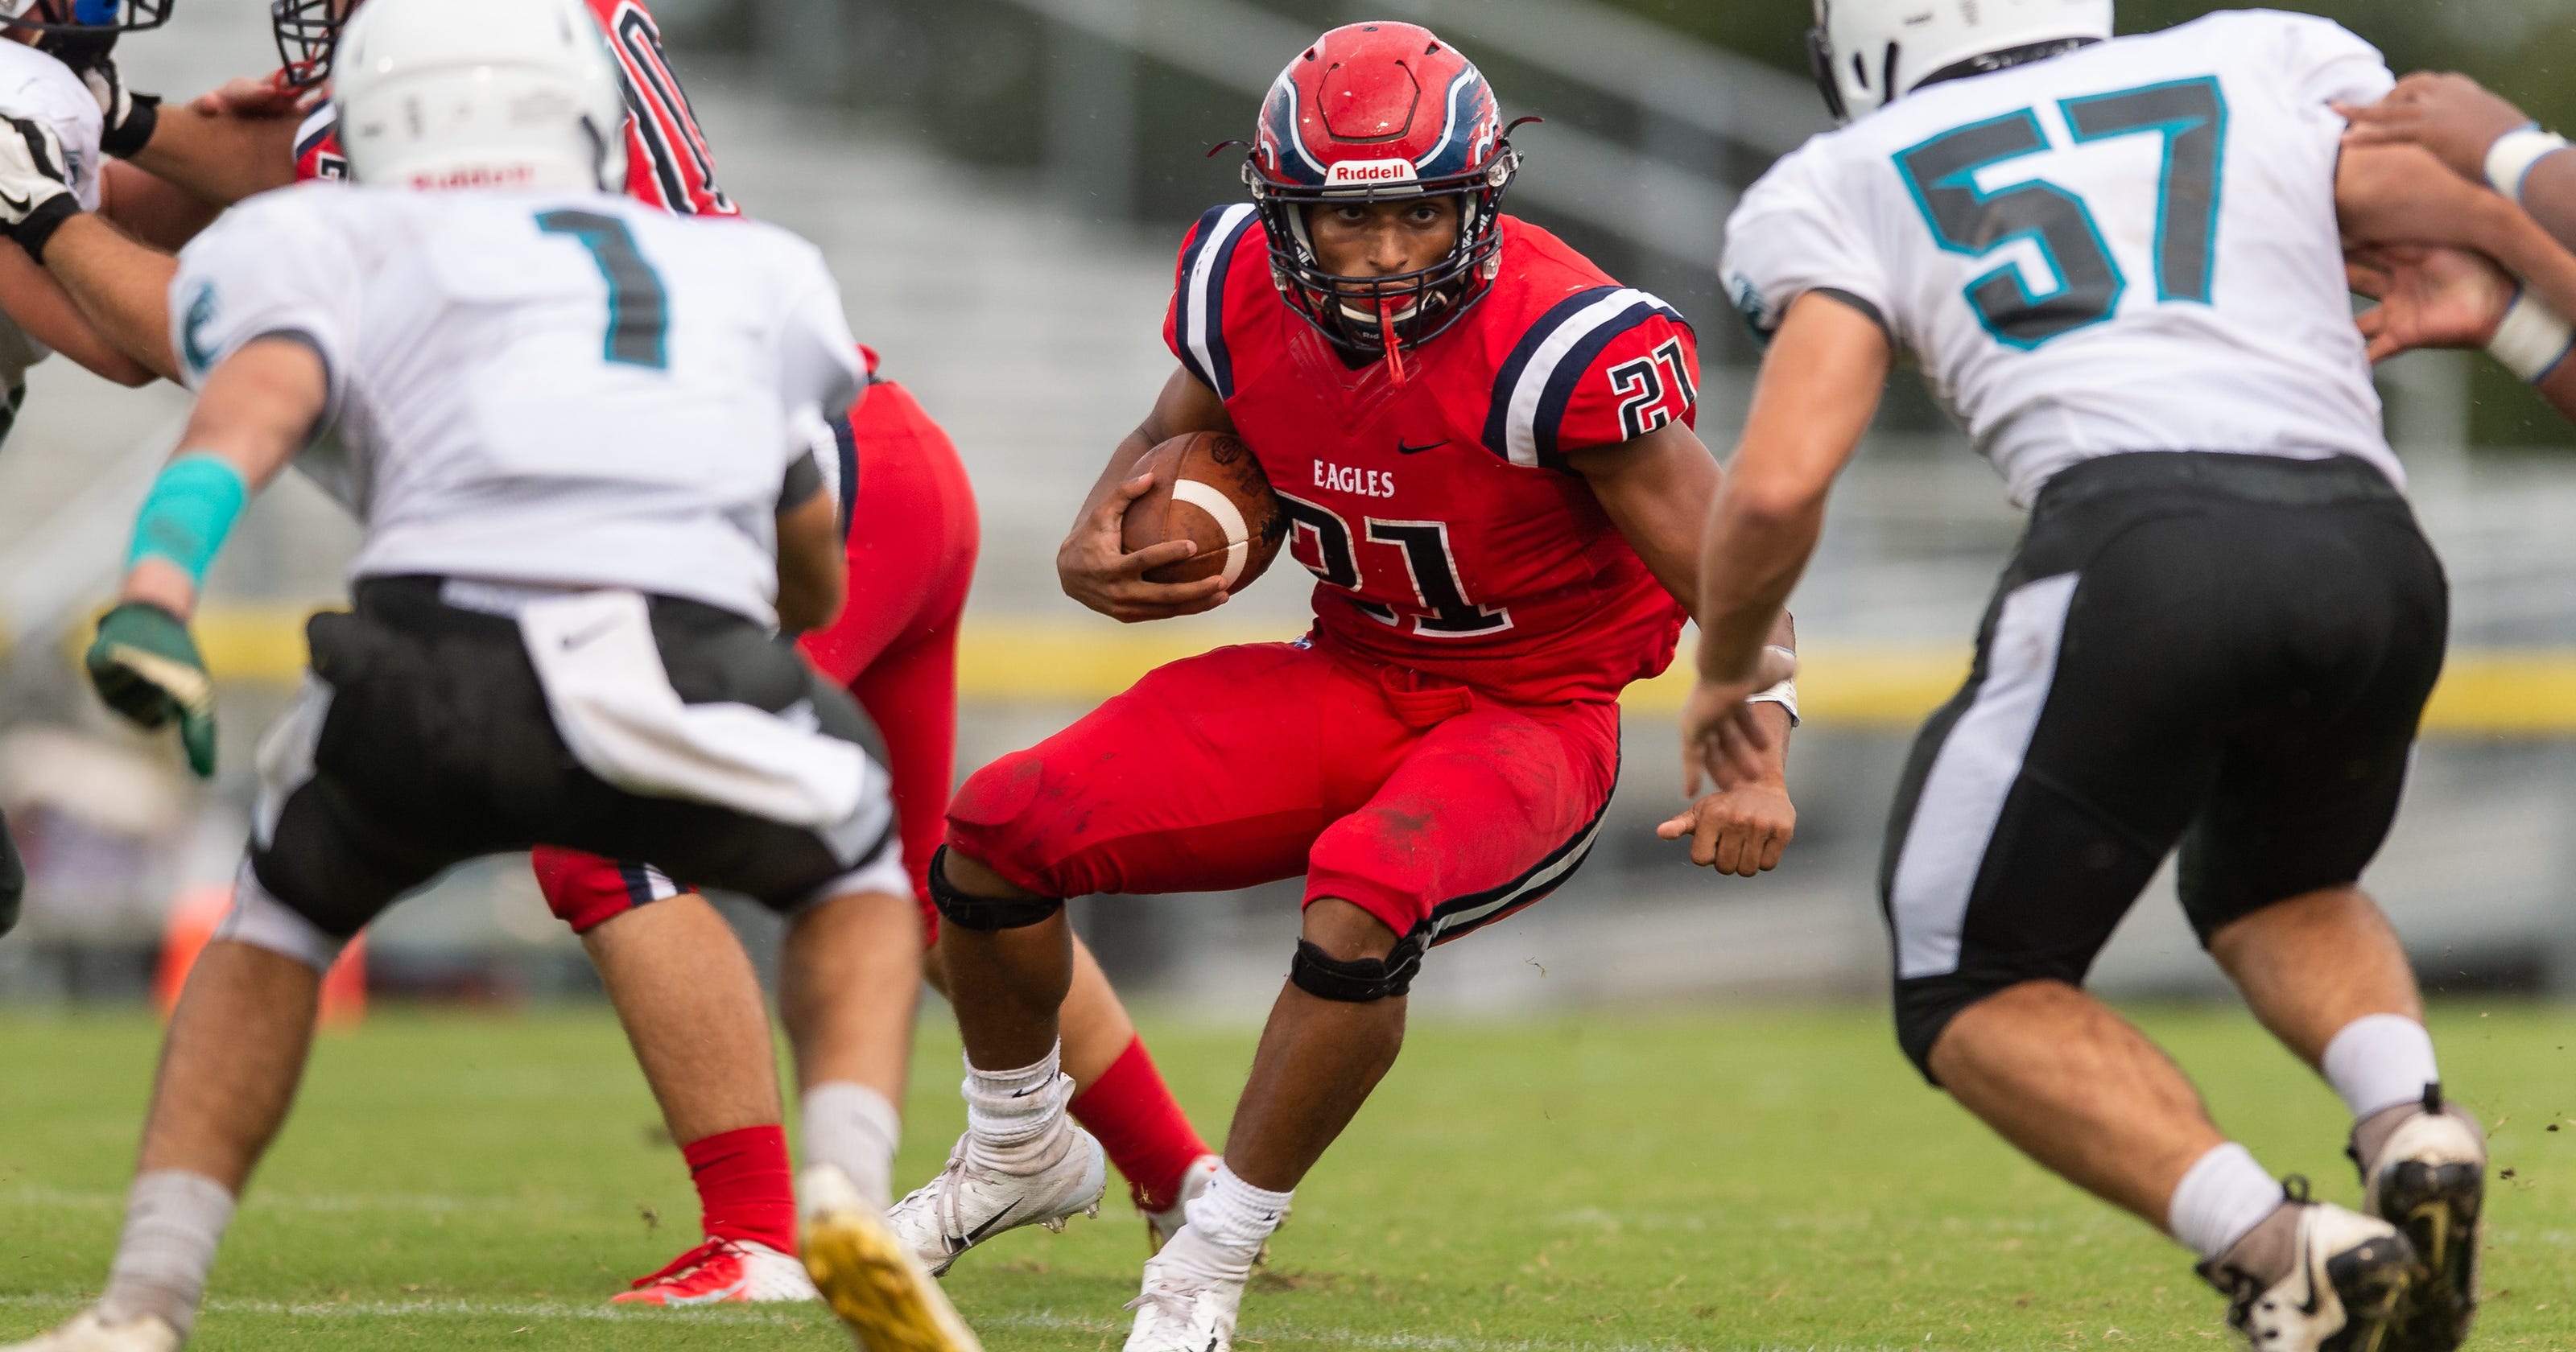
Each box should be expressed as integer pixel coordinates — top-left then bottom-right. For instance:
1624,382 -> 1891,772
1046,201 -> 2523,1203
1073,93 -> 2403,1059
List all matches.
292,0 -> 733,216
1163,208 -> 1697,707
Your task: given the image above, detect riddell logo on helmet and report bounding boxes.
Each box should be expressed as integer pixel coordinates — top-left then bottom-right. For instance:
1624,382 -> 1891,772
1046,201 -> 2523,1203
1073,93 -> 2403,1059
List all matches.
410,165 -> 541,189
1328,159 -> 1418,185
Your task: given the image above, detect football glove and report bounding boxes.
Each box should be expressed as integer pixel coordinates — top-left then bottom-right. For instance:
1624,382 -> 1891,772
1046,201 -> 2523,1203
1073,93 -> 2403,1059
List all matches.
86,601 -> 218,778
84,60 -> 161,159
0,113 -> 80,262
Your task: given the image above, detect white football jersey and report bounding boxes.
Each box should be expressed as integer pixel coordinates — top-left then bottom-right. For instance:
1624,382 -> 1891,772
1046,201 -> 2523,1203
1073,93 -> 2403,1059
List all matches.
169,185 -> 862,626
0,39 -> 104,394
1722,10 -> 2401,505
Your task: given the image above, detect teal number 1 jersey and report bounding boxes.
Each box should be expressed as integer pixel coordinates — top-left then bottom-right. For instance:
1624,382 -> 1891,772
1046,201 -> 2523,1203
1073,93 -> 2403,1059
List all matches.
1722,9 -> 2401,505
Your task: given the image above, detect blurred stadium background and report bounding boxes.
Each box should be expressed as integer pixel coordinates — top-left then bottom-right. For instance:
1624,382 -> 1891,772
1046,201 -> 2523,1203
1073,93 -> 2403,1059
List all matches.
6,0 -> 2576,1017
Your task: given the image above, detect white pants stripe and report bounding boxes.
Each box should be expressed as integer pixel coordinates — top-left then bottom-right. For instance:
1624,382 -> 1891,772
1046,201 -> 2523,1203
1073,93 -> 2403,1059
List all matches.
1889,571 -> 2081,980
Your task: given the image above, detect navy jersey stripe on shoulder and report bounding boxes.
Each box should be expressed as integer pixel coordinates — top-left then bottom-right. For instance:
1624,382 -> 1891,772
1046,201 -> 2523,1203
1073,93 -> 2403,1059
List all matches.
1175,204 -> 1259,399
830,406 -> 861,545
293,106 -> 337,165
1484,286 -> 1686,468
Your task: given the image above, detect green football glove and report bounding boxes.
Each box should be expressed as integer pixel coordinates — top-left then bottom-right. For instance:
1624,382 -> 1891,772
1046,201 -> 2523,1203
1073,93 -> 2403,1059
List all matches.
86,600 -> 217,777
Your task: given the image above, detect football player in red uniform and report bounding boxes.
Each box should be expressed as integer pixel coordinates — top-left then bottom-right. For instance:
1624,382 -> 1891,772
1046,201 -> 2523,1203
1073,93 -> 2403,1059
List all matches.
894,23 -> 1798,1350
0,0 -> 1221,1307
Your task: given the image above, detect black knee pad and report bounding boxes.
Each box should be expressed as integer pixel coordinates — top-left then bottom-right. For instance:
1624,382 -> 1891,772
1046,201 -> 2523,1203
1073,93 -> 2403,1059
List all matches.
1290,934 -> 1426,1003
927,846 -> 1065,932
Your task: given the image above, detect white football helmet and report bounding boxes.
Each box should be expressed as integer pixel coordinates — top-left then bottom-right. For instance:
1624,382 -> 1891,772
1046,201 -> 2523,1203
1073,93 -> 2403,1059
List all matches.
332,0 -> 626,193
1808,0 -> 2113,122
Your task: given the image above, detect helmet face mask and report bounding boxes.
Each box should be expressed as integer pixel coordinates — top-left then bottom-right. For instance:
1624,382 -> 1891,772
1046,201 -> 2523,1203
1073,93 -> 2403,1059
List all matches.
0,0 -> 175,73
1242,23 -> 1518,364
270,0 -> 346,91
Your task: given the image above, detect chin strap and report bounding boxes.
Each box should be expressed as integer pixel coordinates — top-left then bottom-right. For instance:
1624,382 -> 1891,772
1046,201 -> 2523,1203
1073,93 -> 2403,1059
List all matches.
1378,296 -> 1407,385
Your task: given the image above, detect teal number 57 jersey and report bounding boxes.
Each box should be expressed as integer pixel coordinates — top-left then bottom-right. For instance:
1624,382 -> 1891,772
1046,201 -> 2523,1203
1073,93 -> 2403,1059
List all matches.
1722,8 -> 2401,505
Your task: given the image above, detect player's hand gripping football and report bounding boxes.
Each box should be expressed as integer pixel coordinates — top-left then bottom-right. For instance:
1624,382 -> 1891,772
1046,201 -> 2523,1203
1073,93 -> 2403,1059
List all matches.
1058,468 -> 1231,623
2349,243 -> 2516,362
86,601 -> 219,778
2339,73 -> 2535,185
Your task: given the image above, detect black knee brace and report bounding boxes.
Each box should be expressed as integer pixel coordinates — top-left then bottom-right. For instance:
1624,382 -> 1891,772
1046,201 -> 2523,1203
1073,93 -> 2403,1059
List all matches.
0,807 -> 21,938
927,846 -> 1065,931
1289,934 -> 1426,1003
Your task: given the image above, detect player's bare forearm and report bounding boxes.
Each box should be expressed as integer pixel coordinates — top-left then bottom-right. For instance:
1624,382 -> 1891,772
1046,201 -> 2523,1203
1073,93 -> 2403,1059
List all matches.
128,105 -> 300,208
2336,142 -> 2576,322
774,490 -> 845,633
1077,367 -> 1236,525
101,160 -> 222,254
2341,73 -> 2576,250
1567,418 -> 1721,613
0,241 -> 153,385
122,338 -> 325,618
1695,293 -> 1889,684
43,215 -> 181,380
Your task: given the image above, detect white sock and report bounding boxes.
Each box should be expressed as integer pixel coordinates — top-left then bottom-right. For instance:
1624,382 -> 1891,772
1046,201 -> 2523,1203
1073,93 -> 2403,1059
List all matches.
1180,1163 -> 1290,1269
98,1170 -> 236,1338
2168,1143 -> 2285,1261
801,1082 -> 902,1210
2322,1013 -> 2440,1120
963,1045 -> 1071,1169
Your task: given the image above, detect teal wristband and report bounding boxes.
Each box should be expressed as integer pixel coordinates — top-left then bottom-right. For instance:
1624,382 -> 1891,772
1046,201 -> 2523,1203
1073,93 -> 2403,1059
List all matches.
126,453 -> 249,584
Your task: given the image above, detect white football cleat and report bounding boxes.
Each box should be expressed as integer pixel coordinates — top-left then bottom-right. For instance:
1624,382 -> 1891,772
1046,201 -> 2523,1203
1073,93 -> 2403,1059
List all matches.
1143,1154 -> 1220,1253
0,1309 -> 182,1352
798,1164 -> 983,1352
2355,1084 -> 2485,1352
2199,1189 -> 2417,1352
888,1123 -> 1106,1276
612,1237 -> 819,1305
1122,1227 -> 1249,1352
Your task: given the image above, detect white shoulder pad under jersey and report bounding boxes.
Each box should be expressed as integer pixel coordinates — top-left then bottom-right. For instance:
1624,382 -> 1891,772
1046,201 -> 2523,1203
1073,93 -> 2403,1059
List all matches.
170,186 -> 863,625
0,41 -> 106,391
1722,9 -> 2400,505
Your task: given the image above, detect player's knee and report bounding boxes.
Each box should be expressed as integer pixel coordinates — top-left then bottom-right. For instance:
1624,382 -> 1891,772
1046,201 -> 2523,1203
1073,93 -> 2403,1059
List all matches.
1893,975 -> 2014,1086
928,845 -> 1064,932
217,868 -> 353,975
1290,938 -> 1423,1003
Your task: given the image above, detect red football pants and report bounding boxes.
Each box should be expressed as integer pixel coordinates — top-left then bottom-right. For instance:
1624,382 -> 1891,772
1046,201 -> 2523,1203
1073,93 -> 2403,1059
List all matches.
946,640 -> 1620,942
535,380 -> 980,938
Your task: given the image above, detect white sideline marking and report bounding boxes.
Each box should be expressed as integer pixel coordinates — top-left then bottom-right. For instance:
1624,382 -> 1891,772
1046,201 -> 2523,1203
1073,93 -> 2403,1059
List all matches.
0,1296 -> 1933,1350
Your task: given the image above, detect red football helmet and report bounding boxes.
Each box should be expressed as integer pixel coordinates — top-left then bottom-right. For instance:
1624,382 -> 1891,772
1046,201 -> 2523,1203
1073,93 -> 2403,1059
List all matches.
1243,22 -> 1520,366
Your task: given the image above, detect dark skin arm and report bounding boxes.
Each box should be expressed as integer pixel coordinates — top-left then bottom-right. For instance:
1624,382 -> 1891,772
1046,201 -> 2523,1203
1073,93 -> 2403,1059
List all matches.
2349,241 -> 2576,422
2340,73 -> 2576,254
1566,422 -> 1799,876
2334,141 -> 2576,322
774,486 -> 846,634
1056,365 -> 1235,622
1683,292 -> 1893,793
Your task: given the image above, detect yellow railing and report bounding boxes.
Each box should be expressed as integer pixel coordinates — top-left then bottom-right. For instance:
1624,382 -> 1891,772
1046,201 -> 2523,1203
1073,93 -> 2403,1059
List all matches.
118,605 -> 2576,735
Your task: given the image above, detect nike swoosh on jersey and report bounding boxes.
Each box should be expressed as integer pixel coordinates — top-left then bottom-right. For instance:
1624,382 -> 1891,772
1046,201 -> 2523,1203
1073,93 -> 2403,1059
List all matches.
0,188 -> 30,216
1397,439 -> 1449,455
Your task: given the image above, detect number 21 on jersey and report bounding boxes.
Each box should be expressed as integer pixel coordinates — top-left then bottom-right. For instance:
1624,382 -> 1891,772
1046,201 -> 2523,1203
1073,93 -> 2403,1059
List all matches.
1895,77 -> 2227,349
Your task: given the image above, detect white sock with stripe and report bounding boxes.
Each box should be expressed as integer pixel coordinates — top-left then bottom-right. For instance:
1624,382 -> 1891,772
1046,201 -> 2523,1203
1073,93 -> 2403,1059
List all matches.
963,1044 -> 1072,1171
1179,1163 -> 1291,1271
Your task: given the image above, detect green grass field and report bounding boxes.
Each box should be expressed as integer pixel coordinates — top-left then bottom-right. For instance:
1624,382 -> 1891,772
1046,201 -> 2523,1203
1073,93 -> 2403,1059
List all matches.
3,1003 -> 2571,1350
